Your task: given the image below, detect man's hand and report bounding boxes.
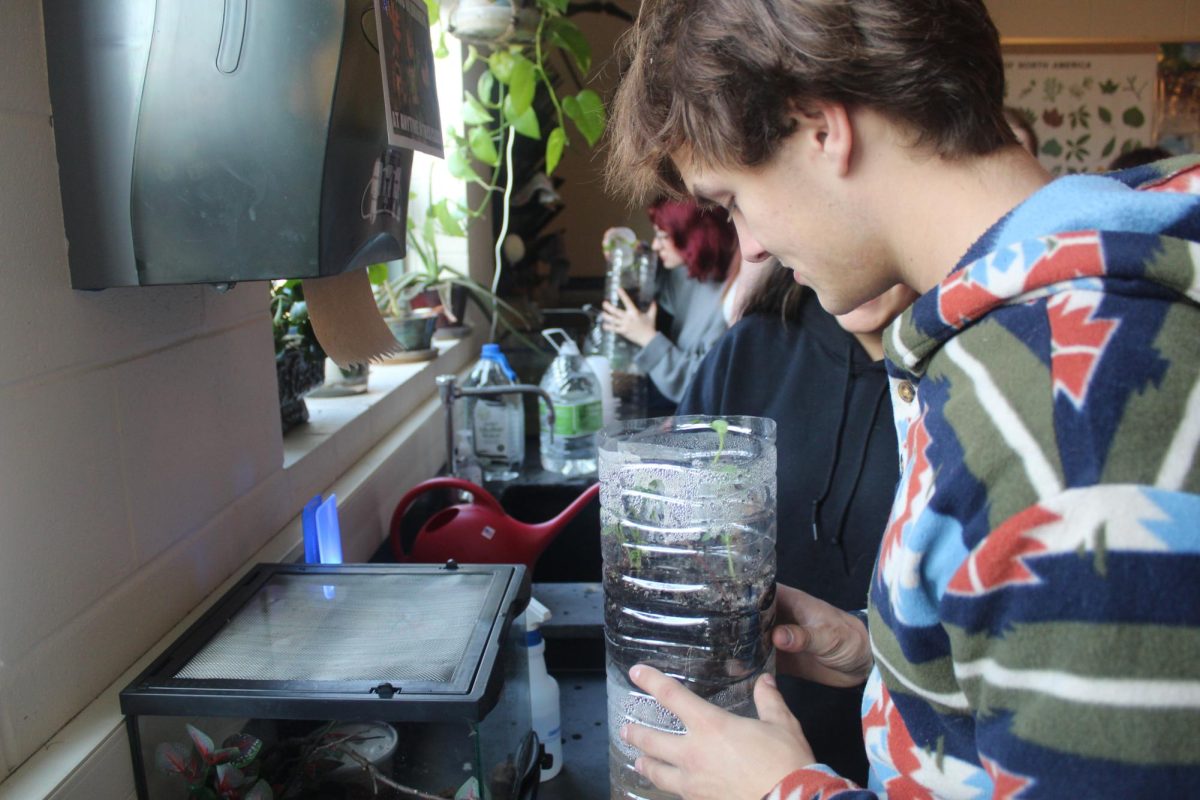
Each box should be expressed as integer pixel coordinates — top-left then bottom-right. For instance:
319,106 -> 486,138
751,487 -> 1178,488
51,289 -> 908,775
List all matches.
773,584 -> 873,687
621,666 -> 815,800
601,287 -> 657,347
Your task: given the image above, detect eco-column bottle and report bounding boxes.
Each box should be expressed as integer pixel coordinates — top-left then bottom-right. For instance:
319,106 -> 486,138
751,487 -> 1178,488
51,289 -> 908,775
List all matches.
539,329 -> 603,476
599,416 -> 777,800
459,343 -> 525,481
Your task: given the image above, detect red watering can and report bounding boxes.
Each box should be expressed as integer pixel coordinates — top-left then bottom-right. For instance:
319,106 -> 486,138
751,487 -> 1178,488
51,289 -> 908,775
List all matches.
389,477 -> 600,570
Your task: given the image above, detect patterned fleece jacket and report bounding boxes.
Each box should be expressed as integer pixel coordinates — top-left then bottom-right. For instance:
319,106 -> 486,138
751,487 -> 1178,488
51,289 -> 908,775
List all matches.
768,156 -> 1200,799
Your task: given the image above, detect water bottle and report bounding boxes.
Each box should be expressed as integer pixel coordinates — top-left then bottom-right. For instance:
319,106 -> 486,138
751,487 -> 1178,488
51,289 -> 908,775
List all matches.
600,230 -> 655,420
538,329 -> 603,477
451,429 -> 484,486
459,343 -> 524,481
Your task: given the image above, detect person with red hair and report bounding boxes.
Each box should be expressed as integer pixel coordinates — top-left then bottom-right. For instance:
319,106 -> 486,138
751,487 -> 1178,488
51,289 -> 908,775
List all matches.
601,198 -> 740,402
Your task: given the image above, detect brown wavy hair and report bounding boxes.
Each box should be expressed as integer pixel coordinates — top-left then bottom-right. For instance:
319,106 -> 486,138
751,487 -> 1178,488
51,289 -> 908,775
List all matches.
605,0 -> 1015,205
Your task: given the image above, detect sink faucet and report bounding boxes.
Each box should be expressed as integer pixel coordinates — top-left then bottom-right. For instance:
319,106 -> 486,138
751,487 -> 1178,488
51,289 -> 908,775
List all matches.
437,374 -> 554,479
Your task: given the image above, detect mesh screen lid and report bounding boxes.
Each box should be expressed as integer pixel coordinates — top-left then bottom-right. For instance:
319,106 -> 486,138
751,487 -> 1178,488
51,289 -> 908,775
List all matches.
173,572 -> 496,685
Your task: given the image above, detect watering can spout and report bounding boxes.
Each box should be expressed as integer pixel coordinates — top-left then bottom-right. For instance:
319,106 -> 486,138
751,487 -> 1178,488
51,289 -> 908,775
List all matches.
528,482 -> 602,540
389,477 -> 599,570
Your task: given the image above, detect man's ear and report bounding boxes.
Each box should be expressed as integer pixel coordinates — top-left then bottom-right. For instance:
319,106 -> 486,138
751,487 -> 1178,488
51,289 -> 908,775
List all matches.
793,101 -> 854,177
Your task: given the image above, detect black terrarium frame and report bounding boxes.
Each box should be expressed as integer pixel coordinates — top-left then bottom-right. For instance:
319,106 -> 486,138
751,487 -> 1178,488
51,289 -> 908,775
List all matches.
120,562 -> 531,799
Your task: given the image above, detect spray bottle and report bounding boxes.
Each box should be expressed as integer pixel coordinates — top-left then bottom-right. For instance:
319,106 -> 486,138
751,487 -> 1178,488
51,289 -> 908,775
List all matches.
524,597 -> 562,781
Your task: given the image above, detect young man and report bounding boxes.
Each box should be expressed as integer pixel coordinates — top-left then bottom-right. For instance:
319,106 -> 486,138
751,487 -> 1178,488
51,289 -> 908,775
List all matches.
605,1 -> 1200,798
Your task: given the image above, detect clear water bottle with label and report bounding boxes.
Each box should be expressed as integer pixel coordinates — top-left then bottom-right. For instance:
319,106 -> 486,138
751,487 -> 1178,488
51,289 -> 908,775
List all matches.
459,343 -> 524,481
539,329 -> 603,477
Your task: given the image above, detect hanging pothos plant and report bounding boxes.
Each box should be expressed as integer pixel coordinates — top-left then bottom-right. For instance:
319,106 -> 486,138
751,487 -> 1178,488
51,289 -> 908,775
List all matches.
417,0 -> 607,337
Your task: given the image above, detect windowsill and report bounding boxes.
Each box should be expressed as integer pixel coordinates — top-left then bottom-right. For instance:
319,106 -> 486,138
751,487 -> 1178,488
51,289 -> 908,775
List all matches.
282,338 -> 463,469
0,332 -> 482,800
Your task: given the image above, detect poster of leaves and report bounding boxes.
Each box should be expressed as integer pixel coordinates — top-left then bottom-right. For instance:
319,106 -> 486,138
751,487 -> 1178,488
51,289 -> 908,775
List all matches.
1003,52 -> 1157,175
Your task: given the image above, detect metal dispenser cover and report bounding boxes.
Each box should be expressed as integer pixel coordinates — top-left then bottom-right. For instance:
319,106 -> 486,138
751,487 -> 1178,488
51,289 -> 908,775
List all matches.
44,0 -> 416,288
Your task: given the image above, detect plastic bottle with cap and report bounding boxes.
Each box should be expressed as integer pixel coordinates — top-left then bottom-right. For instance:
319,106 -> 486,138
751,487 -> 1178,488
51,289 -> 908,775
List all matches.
538,329 -> 603,476
459,343 -> 525,481
524,597 -> 562,781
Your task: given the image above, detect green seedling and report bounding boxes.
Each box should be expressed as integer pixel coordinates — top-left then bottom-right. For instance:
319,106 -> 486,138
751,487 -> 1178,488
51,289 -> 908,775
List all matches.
710,419 -> 729,465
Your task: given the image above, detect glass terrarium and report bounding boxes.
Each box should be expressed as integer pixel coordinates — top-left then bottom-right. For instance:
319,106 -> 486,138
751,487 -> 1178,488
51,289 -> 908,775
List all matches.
120,562 -> 535,800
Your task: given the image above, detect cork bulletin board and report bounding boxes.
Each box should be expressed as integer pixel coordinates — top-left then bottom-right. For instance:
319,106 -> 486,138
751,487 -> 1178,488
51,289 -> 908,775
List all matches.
1003,45 -> 1159,175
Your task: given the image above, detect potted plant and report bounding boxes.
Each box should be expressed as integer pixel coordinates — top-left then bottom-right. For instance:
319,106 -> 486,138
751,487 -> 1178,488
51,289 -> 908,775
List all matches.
369,183 -> 532,352
270,280 -> 326,432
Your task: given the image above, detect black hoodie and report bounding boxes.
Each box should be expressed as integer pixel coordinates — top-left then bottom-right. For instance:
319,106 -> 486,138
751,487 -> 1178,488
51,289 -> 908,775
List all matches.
677,289 -> 898,785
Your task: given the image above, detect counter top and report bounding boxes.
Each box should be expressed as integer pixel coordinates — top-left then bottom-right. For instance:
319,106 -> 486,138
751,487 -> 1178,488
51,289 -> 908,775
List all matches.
534,582 -> 609,800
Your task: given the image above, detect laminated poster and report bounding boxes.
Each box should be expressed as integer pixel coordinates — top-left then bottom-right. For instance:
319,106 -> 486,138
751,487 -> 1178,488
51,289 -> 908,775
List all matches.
1003,51 -> 1157,175
375,0 -> 444,158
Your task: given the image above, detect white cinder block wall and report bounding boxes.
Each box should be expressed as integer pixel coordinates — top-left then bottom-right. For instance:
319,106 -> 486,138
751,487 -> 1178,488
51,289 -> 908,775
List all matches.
0,0 -> 467,788
2,0 -> 1200,793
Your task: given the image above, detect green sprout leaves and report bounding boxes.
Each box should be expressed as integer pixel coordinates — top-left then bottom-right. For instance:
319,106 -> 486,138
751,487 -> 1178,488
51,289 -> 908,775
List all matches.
710,419 -> 729,465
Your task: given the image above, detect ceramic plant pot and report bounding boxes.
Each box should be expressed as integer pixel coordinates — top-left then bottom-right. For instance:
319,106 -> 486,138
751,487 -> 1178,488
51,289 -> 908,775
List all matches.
385,307 -> 440,351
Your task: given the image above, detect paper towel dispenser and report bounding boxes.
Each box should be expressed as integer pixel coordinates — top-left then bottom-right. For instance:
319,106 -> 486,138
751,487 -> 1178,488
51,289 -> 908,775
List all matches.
44,0 -> 417,289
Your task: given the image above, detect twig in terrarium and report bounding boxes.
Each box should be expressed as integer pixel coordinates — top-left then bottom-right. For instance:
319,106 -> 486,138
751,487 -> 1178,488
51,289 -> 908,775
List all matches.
331,746 -> 446,800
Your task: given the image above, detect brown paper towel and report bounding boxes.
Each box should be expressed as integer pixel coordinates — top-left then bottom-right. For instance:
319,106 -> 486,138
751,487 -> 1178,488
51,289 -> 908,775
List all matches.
303,269 -> 402,366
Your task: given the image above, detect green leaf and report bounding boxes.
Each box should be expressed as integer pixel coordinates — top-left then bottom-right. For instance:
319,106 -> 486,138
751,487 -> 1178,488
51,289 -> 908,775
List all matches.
432,200 -> 466,237
710,419 -> 729,465
1101,136 -> 1116,158
488,50 -> 516,84
563,89 -> 605,147
368,263 -> 390,285
1122,106 -> 1145,128
1098,106 -> 1112,124
468,126 -> 500,166
463,95 -> 493,125
546,126 -> 566,174
508,54 -> 536,116
447,148 -> 475,179
464,45 -> 479,71
505,99 -> 542,139
1041,138 -> 1063,157
434,31 -> 448,59
546,18 -> 591,74
422,0 -> 439,24
477,71 -> 497,105
539,0 -> 569,14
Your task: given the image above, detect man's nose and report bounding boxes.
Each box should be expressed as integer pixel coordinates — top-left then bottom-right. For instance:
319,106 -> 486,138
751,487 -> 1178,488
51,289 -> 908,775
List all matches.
735,224 -> 771,263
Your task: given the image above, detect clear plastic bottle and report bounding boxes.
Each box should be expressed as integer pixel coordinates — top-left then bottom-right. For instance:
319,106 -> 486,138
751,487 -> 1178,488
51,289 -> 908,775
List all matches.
459,343 -> 524,481
598,416 -> 777,800
451,429 -> 484,486
538,329 -> 603,477
600,232 -> 655,420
